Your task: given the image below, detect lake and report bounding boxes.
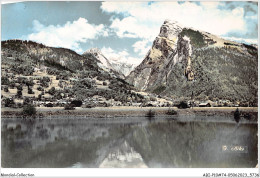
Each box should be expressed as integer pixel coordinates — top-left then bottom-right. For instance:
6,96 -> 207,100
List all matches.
1,116 -> 258,168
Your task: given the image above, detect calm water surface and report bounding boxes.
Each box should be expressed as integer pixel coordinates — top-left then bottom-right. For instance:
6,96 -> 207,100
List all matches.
1,116 -> 258,168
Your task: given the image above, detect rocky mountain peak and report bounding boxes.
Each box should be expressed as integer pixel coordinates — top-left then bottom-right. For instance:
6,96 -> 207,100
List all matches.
127,19 -> 193,90
83,48 -> 115,73
127,19 -> 257,104
84,48 -> 102,56
83,48 -> 138,78
159,20 -> 183,40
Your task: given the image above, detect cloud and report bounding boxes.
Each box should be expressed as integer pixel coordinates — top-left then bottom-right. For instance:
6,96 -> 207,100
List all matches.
25,18 -> 108,53
223,36 -> 258,45
1,1 -> 23,4
132,40 -> 151,56
101,2 -> 250,42
101,47 -> 142,65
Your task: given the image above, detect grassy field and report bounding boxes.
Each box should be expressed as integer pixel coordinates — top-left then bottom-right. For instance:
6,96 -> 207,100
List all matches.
1,106 -> 257,119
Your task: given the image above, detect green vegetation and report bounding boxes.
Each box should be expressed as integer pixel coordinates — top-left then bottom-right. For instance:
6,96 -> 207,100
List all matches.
177,101 -> 189,109
48,87 -> 56,95
22,104 -> 36,116
166,108 -> 177,115
161,46 -> 257,106
3,86 -> 9,92
71,100 -> 83,107
153,85 -> 166,95
1,39 -> 142,107
1,76 -> 10,85
243,44 -> 258,57
3,98 -> 15,107
180,28 -> 206,48
64,104 -> 75,110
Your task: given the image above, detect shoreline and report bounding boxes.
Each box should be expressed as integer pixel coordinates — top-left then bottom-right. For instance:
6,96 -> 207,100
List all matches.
1,106 -> 258,119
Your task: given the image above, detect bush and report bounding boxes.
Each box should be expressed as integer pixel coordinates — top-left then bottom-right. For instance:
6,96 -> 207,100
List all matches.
22,104 -> 36,116
37,86 -> 44,91
25,79 -> 34,87
166,108 -> 178,115
48,87 -> 56,95
3,98 -> 15,107
45,103 -> 53,107
23,97 -> 31,105
177,101 -> 190,109
4,86 -> 9,92
17,84 -> 23,91
153,85 -> 166,95
16,90 -> 23,98
71,100 -> 82,107
38,94 -> 42,101
28,87 -> 34,94
1,76 -> 9,85
64,104 -> 75,110
83,103 -> 96,108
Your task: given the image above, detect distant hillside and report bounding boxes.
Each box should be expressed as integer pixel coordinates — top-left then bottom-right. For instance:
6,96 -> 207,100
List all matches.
127,20 -> 258,106
1,40 -> 148,107
82,48 -> 124,78
83,48 -> 138,78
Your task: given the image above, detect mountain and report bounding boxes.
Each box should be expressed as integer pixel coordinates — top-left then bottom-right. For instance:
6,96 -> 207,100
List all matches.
82,48 -> 121,77
1,40 -> 146,106
108,61 -> 137,78
127,20 -> 258,105
83,48 -> 137,77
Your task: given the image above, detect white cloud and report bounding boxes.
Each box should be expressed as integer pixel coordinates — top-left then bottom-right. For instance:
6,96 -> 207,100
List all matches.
110,16 -> 159,41
25,18 -> 108,53
200,2 -> 220,9
101,2 -> 247,42
245,15 -> 257,20
101,47 -> 142,65
223,36 -> 258,45
132,40 -> 151,56
1,1 -> 23,4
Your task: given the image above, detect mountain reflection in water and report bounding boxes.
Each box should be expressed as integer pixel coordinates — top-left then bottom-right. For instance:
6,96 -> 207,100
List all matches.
1,116 -> 258,168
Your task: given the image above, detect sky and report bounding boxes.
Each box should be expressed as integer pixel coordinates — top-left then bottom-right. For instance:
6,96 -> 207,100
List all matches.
1,1 -> 258,65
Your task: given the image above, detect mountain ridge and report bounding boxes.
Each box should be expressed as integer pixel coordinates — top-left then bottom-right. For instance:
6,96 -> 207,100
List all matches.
83,48 -> 138,77
127,20 -> 258,105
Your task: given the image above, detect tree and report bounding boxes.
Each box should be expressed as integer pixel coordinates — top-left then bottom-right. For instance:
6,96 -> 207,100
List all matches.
3,98 -> 15,107
16,90 -> 22,98
37,86 -> 44,91
24,97 -> 32,105
48,87 -> 56,95
177,101 -> 190,109
64,104 -> 75,110
4,86 -> 9,92
22,104 -> 36,116
16,84 -> 23,91
38,94 -> 42,101
1,76 -> 9,85
28,86 -> 34,94
71,100 -> 83,107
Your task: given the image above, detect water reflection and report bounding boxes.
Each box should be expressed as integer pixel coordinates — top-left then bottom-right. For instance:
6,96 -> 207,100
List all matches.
1,117 -> 258,168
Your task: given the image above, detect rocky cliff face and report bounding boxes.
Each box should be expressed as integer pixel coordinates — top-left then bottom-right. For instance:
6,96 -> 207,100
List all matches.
83,48 -> 114,73
127,20 -> 258,104
83,48 -> 136,78
109,62 -> 136,78
127,20 -> 194,90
